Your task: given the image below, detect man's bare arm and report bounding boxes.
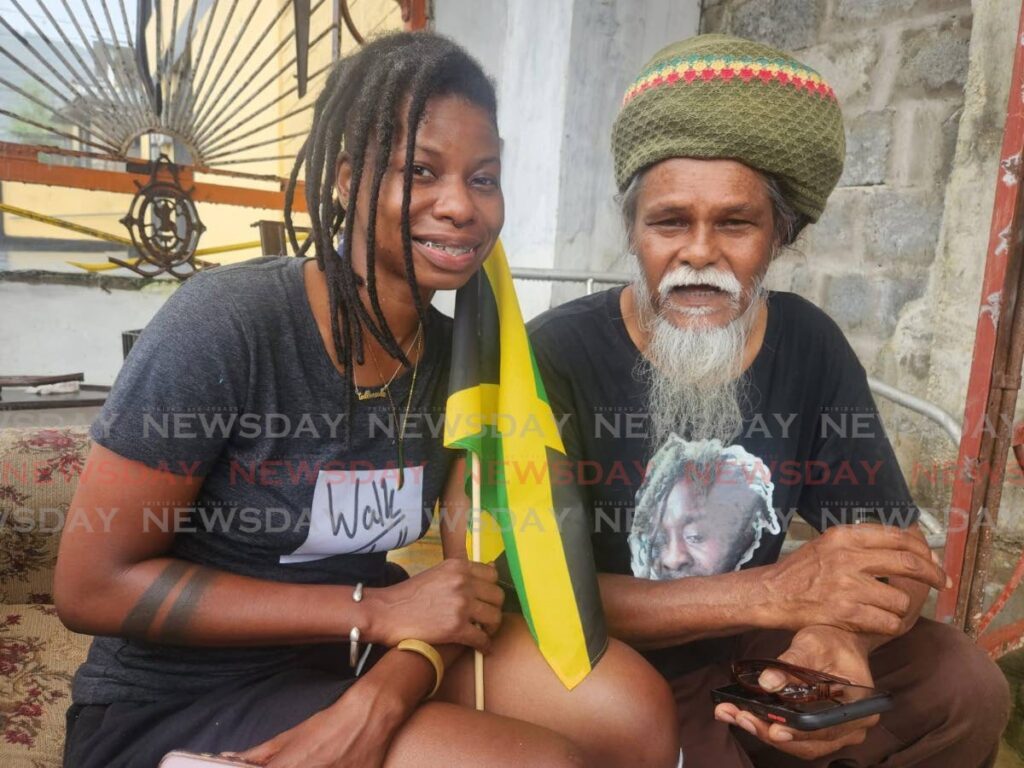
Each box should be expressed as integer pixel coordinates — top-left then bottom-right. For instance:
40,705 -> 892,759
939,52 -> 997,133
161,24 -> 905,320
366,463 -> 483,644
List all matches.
599,567 -> 777,649
599,523 -> 946,650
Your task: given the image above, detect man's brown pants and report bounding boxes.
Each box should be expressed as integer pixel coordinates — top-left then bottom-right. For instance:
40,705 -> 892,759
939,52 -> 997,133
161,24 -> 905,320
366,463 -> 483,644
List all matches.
672,619 -> 1011,767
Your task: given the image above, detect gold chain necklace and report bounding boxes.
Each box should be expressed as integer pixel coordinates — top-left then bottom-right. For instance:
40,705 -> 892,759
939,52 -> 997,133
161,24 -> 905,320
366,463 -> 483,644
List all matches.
355,323 -> 422,401
362,326 -> 422,489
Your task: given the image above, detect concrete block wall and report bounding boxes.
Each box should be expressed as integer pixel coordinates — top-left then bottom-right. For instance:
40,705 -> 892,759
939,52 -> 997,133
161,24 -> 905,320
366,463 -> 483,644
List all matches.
701,0 -> 971,369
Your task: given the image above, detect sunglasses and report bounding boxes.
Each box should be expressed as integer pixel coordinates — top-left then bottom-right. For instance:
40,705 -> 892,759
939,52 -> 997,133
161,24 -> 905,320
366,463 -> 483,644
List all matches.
732,658 -> 858,703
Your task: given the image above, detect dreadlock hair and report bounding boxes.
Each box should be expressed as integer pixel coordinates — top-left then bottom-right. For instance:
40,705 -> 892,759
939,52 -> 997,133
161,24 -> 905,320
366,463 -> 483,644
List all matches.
284,31 -> 497,408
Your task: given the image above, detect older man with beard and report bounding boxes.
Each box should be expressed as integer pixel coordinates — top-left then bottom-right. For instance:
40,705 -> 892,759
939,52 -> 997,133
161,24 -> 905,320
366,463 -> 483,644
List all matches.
528,34 -> 1010,767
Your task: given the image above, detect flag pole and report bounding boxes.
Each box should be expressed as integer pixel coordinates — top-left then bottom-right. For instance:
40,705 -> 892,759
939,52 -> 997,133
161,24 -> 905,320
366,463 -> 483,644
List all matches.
470,451 -> 485,710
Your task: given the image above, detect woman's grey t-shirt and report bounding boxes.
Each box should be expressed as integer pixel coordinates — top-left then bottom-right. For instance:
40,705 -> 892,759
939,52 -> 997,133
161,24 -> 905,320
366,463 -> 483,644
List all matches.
73,256 -> 456,704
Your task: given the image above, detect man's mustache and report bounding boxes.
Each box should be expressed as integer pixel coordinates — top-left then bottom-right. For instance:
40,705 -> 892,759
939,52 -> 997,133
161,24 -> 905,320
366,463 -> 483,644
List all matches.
657,266 -> 743,300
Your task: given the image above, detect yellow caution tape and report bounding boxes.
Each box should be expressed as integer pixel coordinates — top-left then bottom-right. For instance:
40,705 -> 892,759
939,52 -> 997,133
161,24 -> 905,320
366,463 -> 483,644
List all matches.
0,202 -> 263,270
0,202 -> 131,245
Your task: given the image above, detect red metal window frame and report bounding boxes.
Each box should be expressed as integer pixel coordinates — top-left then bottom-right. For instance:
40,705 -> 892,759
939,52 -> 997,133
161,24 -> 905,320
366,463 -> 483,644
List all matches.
935,2 -> 1024,659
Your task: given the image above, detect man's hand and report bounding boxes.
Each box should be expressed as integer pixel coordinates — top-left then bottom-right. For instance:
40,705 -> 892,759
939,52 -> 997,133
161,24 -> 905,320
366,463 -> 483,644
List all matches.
715,625 -> 879,760
762,524 -> 949,636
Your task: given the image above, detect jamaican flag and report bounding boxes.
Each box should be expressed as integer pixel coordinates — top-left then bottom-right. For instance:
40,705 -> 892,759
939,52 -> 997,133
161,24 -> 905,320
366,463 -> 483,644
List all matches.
444,240 -> 607,690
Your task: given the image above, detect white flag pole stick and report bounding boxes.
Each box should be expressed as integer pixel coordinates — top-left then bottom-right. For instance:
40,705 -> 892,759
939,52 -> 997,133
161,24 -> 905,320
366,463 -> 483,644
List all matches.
471,450 -> 485,711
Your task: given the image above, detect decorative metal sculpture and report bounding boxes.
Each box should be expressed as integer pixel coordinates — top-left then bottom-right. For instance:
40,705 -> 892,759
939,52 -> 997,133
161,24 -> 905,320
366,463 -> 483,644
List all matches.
0,0 -> 408,166
0,0 -> 421,275
117,154 -> 206,278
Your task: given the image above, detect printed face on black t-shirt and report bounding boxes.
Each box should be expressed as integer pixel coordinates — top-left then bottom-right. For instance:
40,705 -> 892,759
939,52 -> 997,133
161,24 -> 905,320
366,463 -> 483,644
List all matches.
630,438 -> 780,580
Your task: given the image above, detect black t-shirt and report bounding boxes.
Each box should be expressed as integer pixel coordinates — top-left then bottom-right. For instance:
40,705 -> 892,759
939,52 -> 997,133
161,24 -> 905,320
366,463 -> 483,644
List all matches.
528,287 -> 918,678
74,257 -> 455,704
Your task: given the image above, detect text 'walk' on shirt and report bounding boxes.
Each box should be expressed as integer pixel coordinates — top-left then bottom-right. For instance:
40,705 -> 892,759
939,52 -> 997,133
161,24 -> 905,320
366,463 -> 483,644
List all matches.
528,287 -> 919,679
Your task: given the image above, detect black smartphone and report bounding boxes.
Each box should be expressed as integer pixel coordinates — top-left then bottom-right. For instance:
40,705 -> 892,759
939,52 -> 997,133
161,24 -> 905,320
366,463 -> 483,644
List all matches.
711,682 -> 893,731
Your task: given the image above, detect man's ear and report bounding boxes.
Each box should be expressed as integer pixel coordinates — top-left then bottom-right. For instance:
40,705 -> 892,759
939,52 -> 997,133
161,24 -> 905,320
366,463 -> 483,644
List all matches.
335,152 -> 352,209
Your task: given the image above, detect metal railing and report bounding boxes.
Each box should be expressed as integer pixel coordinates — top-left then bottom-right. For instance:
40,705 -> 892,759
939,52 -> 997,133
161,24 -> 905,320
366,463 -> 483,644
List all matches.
866,376 -> 962,447
510,266 -> 632,296
510,267 -> 961,547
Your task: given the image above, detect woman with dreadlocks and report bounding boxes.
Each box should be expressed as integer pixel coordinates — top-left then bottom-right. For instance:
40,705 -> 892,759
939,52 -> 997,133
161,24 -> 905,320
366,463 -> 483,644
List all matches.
56,30 -> 679,768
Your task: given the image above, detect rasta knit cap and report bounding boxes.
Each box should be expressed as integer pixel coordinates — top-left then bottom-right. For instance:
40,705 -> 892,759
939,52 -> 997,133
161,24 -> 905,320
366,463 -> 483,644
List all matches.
612,34 -> 845,223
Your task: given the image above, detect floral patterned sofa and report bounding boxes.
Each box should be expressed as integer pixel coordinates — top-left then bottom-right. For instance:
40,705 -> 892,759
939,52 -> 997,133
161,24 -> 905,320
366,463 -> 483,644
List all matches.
0,424 -> 444,767
1,426 -> 92,767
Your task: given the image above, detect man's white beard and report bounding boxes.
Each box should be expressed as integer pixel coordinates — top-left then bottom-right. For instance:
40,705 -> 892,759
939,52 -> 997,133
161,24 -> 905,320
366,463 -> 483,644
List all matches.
632,261 -> 767,446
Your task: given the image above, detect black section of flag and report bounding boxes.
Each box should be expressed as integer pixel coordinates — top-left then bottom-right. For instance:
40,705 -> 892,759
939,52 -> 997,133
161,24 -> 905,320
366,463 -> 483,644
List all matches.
449,268 -> 501,394
547,445 -> 608,666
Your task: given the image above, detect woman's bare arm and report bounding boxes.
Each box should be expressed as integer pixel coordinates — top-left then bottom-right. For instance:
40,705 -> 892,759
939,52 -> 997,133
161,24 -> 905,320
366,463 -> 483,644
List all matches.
54,444 -> 500,650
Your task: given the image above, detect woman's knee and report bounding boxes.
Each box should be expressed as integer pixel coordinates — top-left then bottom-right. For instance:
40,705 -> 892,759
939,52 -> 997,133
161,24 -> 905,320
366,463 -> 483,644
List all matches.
459,616 -> 679,767
536,741 -> 588,768
585,639 -> 680,768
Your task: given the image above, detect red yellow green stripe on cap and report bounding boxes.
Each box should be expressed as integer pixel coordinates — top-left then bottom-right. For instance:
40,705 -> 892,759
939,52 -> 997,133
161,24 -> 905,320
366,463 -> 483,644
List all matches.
623,55 -> 836,107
